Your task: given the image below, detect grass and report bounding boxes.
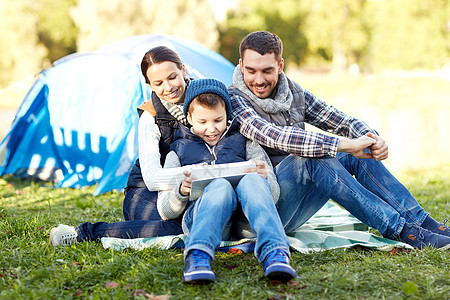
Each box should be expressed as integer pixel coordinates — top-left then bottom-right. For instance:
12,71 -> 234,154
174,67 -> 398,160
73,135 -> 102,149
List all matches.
1,166 -> 449,299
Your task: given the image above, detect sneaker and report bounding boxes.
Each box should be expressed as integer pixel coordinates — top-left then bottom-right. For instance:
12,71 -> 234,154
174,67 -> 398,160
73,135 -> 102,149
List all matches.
436,219 -> 450,237
49,224 -> 78,247
262,249 -> 296,282
421,216 -> 450,238
400,223 -> 450,250
183,250 -> 215,284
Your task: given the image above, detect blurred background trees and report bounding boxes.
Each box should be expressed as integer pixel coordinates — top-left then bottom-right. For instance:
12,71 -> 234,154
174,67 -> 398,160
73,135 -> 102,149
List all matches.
0,0 -> 449,88
0,0 -> 449,171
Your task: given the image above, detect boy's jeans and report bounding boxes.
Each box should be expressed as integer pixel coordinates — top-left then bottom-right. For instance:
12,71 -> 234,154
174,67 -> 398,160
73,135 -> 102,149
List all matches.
275,153 -> 428,239
183,173 -> 290,263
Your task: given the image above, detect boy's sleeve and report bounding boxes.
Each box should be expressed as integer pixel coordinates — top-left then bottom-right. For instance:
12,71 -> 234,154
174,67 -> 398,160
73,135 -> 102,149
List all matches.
245,140 -> 280,203
157,151 -> 189,220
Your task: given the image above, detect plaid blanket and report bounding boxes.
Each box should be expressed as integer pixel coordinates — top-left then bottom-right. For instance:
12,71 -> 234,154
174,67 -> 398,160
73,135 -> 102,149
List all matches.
101,201 -> 411,253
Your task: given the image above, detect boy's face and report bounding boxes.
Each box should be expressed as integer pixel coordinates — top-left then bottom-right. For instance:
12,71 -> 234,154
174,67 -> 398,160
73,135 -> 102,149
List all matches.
187,101 -> 227,147
239,49 -> 284,99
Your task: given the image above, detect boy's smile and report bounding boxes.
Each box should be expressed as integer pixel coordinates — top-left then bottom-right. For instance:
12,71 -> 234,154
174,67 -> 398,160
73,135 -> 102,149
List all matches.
187,102 -> 227,147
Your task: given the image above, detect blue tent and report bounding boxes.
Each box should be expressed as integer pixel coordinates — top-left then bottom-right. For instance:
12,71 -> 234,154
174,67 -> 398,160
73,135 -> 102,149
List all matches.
0,34 -> 235,195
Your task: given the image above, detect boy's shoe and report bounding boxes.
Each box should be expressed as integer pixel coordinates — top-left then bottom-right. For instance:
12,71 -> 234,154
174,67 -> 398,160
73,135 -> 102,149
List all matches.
262,249 -> 296,282
400,223 -> 450,250
49,224 -> 78,247
183,250 -> 215,284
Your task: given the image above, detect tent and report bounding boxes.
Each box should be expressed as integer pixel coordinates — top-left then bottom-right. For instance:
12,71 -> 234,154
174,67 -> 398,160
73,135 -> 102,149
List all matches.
0,34 -> 235,195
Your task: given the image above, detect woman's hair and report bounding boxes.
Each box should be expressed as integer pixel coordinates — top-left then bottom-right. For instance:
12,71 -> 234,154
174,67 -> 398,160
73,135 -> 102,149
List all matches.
140,46 -> 183,84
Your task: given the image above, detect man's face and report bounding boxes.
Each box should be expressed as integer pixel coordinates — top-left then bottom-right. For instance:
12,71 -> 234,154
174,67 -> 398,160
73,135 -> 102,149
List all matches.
239,49 -> 284,99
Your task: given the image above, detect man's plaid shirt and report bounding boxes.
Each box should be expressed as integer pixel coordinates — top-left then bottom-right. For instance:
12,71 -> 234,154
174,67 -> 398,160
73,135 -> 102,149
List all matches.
230,87 -> 377,158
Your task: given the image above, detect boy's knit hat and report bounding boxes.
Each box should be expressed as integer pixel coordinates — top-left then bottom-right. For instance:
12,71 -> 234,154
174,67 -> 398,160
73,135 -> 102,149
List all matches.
183,78 -> 232,119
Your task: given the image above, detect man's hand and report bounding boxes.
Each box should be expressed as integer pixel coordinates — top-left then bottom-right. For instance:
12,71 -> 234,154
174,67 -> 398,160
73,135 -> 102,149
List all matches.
366,132 -> 389,161
179,170 -> 192,196
338,136 -> 376,159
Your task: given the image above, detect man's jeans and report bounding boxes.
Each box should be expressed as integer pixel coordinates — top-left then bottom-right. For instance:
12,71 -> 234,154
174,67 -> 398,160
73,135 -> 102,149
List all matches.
76,187 -> 183,242
275,153 -> 428,239
183,173 -> 290,263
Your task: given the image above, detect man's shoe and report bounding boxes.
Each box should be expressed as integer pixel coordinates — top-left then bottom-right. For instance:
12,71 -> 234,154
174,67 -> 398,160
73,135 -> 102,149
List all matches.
262,249 -> 296,282
435,219 -> 450,237
423,218 -> 450,238
49,224 -> 78,247
183,250 -> 215,284
400,223 -> 450,250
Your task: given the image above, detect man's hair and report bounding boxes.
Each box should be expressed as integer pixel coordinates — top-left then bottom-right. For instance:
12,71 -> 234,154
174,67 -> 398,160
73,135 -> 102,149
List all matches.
141,46 -> 183,84
239,31 -> 283,61
188,93 -> 226,115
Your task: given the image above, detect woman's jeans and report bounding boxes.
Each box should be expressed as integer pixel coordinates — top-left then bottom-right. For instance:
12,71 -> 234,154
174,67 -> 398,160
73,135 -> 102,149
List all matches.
76,187 -> 183,242
182,174 -> 290,263
275,153 -> 428,239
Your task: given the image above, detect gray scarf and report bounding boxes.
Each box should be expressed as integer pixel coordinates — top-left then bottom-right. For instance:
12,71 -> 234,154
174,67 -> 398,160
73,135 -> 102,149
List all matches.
232,65 -> 293,114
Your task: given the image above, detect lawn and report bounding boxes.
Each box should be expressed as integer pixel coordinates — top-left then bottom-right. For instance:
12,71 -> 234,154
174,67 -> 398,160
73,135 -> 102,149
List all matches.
0,166 -> 449,299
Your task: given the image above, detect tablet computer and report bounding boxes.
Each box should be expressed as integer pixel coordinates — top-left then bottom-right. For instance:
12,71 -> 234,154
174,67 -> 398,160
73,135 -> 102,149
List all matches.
189,161 -> 257,200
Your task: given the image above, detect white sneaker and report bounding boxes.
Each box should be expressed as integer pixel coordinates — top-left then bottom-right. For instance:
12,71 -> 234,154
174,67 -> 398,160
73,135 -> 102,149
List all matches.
49,224 -> 78,247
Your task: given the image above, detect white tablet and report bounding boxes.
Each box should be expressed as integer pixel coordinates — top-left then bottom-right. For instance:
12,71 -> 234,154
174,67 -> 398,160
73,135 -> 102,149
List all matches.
189,161 -> 257,200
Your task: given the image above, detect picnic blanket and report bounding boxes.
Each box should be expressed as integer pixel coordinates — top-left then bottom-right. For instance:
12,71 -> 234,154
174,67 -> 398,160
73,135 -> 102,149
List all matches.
101,201 -> 411,253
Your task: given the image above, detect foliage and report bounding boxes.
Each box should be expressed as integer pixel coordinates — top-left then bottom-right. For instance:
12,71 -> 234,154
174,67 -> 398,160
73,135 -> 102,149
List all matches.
0,167 -> 449,299
34,0 -> 78,65
219,0 -> 450,72
1,0 -> 450,90
72,0 -> 218,52
0,1 -> 46,89
218,0 -> 309,67
368,0 -> 450,72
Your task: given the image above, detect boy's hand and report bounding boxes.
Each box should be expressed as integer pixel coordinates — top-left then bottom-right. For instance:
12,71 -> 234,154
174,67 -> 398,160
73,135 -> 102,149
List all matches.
179,170 -> 192,196
244,160 -> 267,179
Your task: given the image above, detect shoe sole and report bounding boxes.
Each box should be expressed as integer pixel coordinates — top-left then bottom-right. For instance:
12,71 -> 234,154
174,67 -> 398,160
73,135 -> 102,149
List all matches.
49,228 -> 57,246
438,244 -> 450,251
183,270 -> 215,284
265,264 -> 296,282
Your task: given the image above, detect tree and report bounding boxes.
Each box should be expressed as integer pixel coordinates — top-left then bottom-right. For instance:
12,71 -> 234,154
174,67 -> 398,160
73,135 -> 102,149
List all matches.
218,0 -> 308,67
71,0 -> 219,52
302,0 -> 369,71
0,1 -> 46,89
369,0 -> 450,71
34,0 -> 78,65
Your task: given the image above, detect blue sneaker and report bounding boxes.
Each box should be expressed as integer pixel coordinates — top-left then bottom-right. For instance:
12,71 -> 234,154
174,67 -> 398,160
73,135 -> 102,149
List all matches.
183,250 -> 215,284
262,249 -> 296,282
400,223 -> 450,250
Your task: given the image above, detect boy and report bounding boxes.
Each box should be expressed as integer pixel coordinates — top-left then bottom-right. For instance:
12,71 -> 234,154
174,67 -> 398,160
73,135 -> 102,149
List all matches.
157,78 -> 296,283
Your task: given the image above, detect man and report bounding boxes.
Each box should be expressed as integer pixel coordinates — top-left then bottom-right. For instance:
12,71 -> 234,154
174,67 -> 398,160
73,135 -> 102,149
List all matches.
228,30 -> 450,250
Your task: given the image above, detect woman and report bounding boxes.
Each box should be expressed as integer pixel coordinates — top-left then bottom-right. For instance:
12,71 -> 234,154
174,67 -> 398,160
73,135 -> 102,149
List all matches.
49,46 -> 193,246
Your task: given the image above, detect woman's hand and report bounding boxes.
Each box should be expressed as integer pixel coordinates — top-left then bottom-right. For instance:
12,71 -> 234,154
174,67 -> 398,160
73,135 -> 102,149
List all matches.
179,170 -> 193,196
244,160 -> 267,179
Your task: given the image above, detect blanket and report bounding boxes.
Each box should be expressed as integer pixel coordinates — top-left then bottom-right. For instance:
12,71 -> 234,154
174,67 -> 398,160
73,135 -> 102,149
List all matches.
101,201 -> 411,253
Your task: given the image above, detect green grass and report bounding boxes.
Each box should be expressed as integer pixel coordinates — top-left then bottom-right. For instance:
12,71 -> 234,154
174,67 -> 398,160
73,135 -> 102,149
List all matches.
1,166 -> 449,299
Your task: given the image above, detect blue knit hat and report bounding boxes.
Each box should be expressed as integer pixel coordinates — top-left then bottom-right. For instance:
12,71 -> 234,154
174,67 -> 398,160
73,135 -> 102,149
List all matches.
183,78 -> 232,120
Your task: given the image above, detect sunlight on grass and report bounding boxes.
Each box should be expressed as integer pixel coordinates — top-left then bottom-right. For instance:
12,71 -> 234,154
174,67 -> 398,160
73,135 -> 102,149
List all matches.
1,166 -> 449,299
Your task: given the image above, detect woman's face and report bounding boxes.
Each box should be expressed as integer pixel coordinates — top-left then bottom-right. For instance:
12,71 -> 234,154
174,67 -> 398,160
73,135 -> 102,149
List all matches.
146,61 -> 186,104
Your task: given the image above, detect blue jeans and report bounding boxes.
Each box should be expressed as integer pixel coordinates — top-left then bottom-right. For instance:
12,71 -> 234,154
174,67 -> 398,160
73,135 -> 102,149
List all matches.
183,174 -> 290,263
76,187 -> 183,241
275,153 -> 428,239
